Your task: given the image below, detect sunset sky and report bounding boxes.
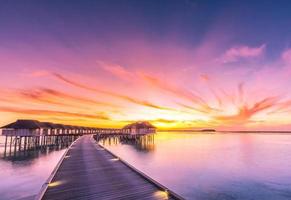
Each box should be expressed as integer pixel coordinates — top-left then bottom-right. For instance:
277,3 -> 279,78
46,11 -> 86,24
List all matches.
1,0 -> 291,130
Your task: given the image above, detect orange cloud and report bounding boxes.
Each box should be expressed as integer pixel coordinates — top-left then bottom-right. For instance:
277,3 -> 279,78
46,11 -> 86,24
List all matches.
175,102 -> 208,114
18,89 -> 70,107
98,61 -> 135,81
214,96 -> 280,124
39,88 -> 118,107
267,99 -> 291,115
22,70 -> 50,78
0,106 -> 110,120
100,63 -> 221,113
52,72 -> 175,111
140,73 -> 220,112
199,74 -> 210,82
4,63 -> 290,130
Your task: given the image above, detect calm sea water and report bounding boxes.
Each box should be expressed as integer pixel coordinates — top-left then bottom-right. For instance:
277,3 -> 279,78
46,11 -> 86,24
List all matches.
101,132 -> 291,200
0,136 -> 66,200
1,132 -> 291,200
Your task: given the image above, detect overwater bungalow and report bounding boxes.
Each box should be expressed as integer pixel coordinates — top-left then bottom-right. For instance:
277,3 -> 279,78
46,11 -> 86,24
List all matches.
1,119 -> 42,136
201,129 -> 216,132
39,122 -> 57,135
122,121 -> 156,135
53,124 -> 66,135
72,126 -> 80,135
64,125 -> 74,135
1,120 -> 87,137
77,126 -> 84,135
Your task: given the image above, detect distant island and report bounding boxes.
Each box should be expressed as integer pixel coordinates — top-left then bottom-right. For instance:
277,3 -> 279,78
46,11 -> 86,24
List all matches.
159,129 -> 216,132
201,129 -> 216,132
159,129 -> 291,134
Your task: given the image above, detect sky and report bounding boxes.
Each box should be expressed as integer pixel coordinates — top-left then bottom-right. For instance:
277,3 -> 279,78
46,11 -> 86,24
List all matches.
1,0 -> 291,130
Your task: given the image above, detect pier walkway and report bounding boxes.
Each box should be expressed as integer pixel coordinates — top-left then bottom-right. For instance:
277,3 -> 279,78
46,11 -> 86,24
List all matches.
39,135 -> 182,200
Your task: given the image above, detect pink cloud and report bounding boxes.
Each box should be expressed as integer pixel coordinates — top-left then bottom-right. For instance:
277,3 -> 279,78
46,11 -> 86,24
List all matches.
213,96 -> 280,125
281,49 -> 291,64
20,70 -> 50,78
221,44 -> 266,63
97,61 -> 135,80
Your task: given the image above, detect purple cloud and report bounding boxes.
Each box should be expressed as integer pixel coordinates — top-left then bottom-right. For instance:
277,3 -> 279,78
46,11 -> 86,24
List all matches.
220,44 -> 266,63
281,49 -> 291,64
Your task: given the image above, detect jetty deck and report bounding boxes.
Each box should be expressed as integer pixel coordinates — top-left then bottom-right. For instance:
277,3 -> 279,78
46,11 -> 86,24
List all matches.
40,135 -> 181,200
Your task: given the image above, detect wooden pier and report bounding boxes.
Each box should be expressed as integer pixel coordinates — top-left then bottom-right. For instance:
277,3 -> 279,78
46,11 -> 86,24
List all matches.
38,135 -> 183,200
0,119 -> 121,158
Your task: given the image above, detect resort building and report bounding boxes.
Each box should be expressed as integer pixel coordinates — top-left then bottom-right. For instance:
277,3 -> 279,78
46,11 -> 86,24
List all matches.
39,122 -> 57,135
1,119 -> 42,136
122,121 -> 156,135
1,119 -> 99,136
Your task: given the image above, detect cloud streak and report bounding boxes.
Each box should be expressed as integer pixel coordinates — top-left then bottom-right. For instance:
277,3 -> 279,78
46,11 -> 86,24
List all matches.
0,106 -> 110,120
100,63 -> 218,113
52,72 -> 176,111
214,96 -> 280,124
221,44 -> 266,63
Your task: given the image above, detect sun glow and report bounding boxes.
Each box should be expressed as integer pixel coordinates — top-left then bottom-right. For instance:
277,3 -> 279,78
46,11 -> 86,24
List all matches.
1,1 -> 291,131
1,67 -> 291,131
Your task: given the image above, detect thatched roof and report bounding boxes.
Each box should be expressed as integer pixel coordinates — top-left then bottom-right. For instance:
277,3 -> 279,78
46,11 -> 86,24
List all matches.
123,121 -> 156,129
63,125 -> 73,129
53,124 -> 67,129
1,119 -> 99,131
141,121 -> 156,128
39,122 -> 58,129
1,119 -> 41,129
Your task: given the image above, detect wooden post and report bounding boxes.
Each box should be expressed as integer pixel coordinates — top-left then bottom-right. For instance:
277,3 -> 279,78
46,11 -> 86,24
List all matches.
4,136 -> 7,156
34,137 -> 38,149
18,137 -> 22,151
9,136 -> 12,155
27,137 -> 30,149
24,136 -> 27,151
14,137 -> 17,155
30,137 -> 32,149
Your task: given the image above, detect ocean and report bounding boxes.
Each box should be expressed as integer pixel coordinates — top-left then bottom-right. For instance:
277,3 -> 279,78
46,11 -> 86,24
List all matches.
1,132 -> 291,200
0,136 -> 66,200
101,131 -> 291,200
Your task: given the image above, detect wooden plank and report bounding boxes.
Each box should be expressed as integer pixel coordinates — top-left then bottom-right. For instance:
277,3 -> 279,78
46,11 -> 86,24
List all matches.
39,135 -> 183,200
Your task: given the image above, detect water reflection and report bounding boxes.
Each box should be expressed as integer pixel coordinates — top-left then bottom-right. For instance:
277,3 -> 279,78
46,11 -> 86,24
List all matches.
0,136 -> 67,200
102,132 -> 291,200
239,134 -> 256,167
1,138 -> 71,162
2,145 -> 68,162
99,134 -> 156,152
